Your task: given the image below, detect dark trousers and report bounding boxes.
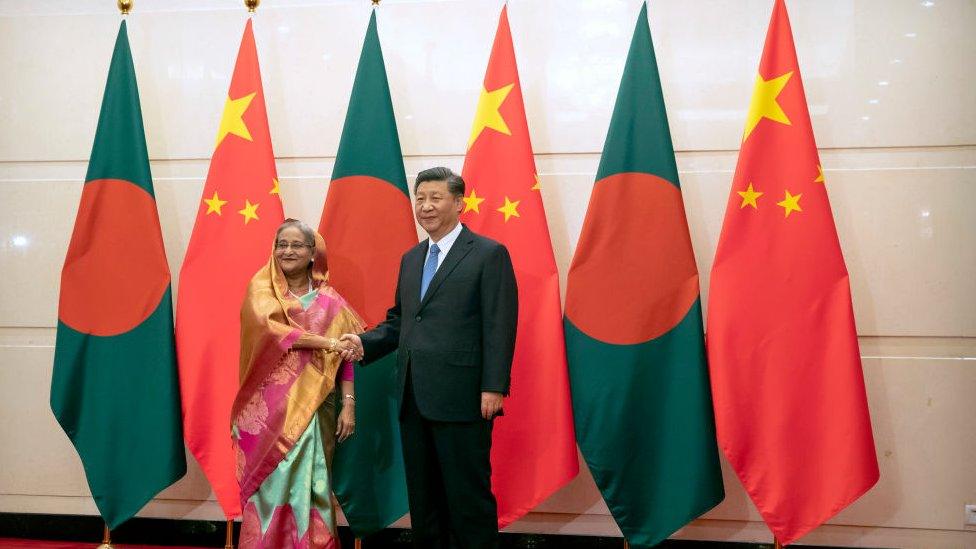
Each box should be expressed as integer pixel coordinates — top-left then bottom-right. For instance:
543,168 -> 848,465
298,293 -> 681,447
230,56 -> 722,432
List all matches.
400,372 -> 498,549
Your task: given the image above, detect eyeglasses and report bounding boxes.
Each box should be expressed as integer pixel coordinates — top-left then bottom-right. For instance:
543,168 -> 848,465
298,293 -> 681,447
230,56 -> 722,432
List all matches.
275,241 -> 313,251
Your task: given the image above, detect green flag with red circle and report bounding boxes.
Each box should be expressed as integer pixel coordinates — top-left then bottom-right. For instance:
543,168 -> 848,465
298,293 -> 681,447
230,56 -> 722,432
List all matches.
51,21 -> 186,529
320,10 -> 413,536
563,4 -> 724,546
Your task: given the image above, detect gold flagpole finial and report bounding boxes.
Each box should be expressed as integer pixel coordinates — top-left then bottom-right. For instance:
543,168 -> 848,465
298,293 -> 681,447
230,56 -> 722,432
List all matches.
372,0 -> 381,5
117,0 -> 132,15
245,0 -> 260,13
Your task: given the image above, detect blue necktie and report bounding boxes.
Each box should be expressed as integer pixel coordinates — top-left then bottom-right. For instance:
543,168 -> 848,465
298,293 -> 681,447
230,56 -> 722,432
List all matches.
420,243 -> 440,299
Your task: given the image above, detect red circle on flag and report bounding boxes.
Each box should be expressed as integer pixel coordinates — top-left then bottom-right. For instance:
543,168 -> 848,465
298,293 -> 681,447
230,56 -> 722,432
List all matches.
59,178 -> 171,336
565,172 -> 700,345
319,175 -> 418,327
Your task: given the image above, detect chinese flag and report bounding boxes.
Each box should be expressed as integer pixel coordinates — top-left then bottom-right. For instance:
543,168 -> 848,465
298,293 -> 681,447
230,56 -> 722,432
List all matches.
461,6 -> 578,527
707,0 -> 879,544
175,19 -> 284,518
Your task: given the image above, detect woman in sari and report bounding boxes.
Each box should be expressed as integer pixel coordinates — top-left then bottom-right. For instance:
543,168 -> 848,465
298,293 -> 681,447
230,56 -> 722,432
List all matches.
232,219 -> 363,548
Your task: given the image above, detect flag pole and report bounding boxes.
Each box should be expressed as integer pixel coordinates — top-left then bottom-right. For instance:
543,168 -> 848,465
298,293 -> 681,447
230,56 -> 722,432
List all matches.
100,6 -> 130,549
352,0 -> 372,531
355,539 -> 363,549
353,0 -> 373,537
96,523 -> 113,549
225,7 -> 257,549
774,538 -> 783,549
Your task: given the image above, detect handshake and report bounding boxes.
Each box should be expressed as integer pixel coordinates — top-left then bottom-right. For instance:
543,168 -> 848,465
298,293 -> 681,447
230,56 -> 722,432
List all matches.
334,333 -> 364,363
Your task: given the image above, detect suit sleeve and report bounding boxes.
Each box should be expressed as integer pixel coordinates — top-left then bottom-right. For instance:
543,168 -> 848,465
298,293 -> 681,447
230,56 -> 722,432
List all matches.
359,256 -> 404,365
480,243 -> 518,394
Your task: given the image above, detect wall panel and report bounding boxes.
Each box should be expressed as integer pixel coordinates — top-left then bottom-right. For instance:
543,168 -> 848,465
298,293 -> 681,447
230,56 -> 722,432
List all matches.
1,1 -> 974,546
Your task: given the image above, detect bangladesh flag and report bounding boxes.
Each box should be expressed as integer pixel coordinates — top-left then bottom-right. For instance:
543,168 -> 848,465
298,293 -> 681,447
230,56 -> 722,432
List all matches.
563,4 -> 724,546
321,10 -> 414,536
50,21 -> 186,529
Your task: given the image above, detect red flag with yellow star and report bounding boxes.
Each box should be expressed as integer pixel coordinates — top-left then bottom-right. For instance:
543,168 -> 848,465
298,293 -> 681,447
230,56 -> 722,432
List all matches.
461,6 -> 578,527
707,0 -> 878,544
175,19 -> 284,519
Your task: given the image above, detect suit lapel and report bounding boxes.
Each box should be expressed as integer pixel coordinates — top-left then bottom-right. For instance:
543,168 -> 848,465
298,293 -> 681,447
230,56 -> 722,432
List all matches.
402,243 -> 426,313
419,226 -> 474,311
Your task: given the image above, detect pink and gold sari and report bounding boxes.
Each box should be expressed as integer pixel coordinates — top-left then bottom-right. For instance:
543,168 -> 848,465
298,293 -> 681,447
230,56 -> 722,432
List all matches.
232,234 -> 363,548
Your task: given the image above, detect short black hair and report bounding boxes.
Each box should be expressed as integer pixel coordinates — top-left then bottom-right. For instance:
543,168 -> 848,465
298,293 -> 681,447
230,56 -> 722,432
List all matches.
414,166 -> 465,198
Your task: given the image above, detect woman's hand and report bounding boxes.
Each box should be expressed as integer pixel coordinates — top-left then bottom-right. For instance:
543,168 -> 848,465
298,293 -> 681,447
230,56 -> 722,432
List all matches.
292,334 -> 338,351
336,399 -> 355,443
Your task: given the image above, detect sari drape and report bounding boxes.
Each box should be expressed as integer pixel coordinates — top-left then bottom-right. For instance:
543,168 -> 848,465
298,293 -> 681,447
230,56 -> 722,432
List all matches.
232,233 -> 363,548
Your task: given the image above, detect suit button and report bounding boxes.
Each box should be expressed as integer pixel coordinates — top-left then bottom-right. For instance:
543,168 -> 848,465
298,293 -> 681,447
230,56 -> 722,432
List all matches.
415,315 -> 422,322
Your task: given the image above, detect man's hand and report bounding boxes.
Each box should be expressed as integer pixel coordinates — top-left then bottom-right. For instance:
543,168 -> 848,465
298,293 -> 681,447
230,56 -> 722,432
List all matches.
481,392 -> 504,420
338,333 -> 364,362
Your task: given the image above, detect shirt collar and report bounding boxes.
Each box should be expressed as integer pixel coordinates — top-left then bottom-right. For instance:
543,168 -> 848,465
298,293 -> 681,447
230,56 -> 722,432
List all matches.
429,221 -> 463,255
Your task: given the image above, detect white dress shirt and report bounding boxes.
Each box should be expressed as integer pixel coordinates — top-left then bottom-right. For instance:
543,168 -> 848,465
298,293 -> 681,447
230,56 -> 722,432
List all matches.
424,221 -> 463,271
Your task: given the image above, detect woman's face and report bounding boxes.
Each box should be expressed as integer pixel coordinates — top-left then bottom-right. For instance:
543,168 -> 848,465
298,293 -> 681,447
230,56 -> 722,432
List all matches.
274,226 -> 314,277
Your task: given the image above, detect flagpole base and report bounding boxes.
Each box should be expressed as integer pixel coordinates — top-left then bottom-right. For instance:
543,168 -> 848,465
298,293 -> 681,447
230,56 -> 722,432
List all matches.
97,524 -> 113,549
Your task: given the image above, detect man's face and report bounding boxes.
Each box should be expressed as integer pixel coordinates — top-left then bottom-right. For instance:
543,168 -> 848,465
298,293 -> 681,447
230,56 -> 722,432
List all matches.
414,180 -> 462,238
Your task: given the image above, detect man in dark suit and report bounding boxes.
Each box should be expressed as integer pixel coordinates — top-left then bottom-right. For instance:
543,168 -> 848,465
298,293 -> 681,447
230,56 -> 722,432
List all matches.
339,166 -> 517,549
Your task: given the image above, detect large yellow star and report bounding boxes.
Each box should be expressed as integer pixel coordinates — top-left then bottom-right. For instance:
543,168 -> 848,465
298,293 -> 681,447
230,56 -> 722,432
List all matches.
737,183 -> 763,209
216,92 -> 256,147
743,71 -> 793,142
203,191 -> 228,215
496,196 -> 521,222
238,199 -> 260,225
468,84 -> 515,149
463,189 -> 486,214
814,164 -> 825,183
270,178 -> 280,194
776,190 -> 802,218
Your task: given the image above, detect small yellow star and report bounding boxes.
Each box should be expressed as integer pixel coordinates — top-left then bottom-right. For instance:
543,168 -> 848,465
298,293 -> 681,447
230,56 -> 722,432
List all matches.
496,196 -> 521,222
776,190 -> 802,218
238,199 -> 260,225
203,191 -> 228,215
743,71 -> 793,142
463,189 -> 486,214
269,178 -> 280,194
532,174 -> 541,191
814,164 -> 825,183
737,183 -> 763,209
216,92 -> 256,147
468,83 -> 514,149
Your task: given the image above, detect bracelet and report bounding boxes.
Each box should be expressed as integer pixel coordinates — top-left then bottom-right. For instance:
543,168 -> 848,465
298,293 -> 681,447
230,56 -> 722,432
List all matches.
343,394 -> 356,402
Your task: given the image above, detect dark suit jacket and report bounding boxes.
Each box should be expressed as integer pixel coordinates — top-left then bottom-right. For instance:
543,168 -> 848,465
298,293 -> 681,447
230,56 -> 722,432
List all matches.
360,224 -> 518,422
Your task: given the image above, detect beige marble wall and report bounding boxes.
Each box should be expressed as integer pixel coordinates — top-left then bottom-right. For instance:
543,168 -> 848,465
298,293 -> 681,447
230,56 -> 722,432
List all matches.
1,1 -> 974,547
